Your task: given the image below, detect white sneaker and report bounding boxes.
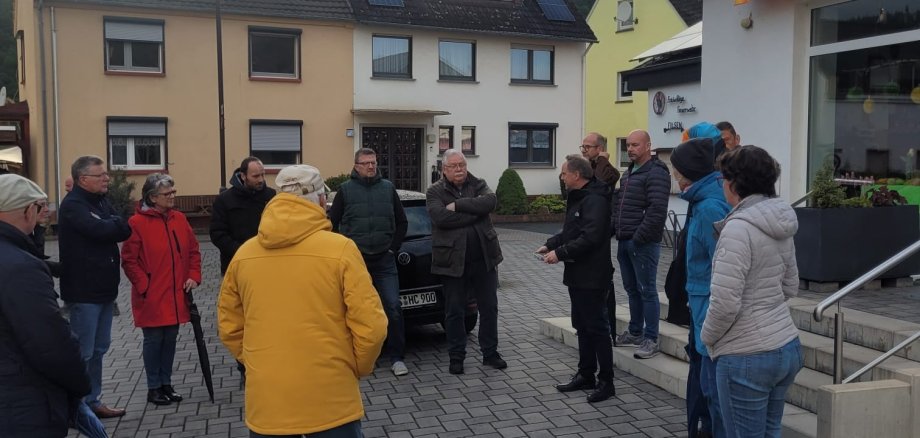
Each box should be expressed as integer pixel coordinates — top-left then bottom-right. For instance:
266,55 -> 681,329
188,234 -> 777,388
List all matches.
391,361 -> 409,376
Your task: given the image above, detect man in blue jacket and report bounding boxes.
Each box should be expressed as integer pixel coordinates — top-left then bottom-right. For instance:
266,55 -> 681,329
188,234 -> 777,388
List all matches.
0,174 -> 91,437
59,156 -> 132,419
612,130 -> 671,359
672,138 -> 731,437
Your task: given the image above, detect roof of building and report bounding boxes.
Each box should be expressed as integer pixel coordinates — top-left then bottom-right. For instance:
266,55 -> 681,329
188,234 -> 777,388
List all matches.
631,21 -> 701,61
667,0 -> 702,26
53,0 -> 355,22
351,0 -> 597,43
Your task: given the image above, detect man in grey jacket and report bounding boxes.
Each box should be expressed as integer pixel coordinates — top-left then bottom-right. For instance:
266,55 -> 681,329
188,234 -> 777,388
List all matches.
427,150 -> 505,375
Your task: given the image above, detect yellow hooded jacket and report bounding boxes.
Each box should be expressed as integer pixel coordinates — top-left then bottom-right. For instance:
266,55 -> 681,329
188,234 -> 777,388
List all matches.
218,193 -> 387,435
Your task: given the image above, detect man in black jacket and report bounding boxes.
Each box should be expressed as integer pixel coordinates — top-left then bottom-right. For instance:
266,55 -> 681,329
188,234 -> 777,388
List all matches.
0,175 -> 91,437
612,130 -> 671,360
427,150 -> 505,375
210,157 -> 277,275
539,155 -> 615,403
329,148 -> 409,376
59,156 -> 132,419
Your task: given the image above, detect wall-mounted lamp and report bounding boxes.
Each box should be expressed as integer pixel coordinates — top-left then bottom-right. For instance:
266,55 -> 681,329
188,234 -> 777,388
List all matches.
345,128 -> 354,137
740,12 -> 753,30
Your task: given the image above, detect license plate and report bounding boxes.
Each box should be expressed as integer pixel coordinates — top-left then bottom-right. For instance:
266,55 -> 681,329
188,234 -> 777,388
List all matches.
400,291 -> 437,308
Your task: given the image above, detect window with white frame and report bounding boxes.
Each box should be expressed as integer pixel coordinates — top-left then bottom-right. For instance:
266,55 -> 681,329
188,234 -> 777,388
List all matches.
617,137 -> 630,167
617,72 -> 633,101
510,45 -> 554,84
104,18 -> 164,73
249,27 -> 300,79
616,0 -> 635,32
250,121 -> 302,166
107,118 -> 166,170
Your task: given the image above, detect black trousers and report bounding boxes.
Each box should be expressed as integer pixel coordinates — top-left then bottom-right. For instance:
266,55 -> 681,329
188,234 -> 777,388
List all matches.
442,264 -> 498,361
569,287 -> 614,382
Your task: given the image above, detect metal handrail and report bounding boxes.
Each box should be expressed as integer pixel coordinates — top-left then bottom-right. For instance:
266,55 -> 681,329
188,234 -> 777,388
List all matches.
791,190 -> 812,207
813,240 -> 920,322
813,239 -> 920,383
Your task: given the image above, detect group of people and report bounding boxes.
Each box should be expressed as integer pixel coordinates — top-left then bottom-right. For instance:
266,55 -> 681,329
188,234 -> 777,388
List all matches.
0,118 -> 801,438
538,122 -> 803,437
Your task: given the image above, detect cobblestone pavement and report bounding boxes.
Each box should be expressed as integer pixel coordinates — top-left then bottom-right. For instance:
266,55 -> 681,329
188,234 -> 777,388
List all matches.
49,225 -> 920,437
50,228 -> 687,438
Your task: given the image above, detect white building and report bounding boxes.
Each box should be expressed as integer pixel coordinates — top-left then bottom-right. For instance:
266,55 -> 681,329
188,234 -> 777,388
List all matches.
350,0 -> 596,195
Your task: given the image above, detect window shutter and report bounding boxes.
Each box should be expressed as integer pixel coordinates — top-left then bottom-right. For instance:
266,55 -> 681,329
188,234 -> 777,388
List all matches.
105,21 -> 164,43
108,121 -> 166,136
251,124 -> 301,151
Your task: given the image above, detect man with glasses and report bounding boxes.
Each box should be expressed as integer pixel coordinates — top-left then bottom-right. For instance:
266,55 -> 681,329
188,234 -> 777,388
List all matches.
0,174 -> 92,437
580,132 -> 621,187
329,148 -> 409,376
427,149 -> 505,375
59,155 -> 132,419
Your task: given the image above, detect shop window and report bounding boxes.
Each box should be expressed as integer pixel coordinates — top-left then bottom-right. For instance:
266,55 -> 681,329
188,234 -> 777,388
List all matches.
807,39 -> 920,185
812,0 -> 920,46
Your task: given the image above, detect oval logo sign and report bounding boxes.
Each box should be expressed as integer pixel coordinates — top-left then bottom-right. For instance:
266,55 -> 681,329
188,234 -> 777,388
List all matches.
653,91 -> 666,116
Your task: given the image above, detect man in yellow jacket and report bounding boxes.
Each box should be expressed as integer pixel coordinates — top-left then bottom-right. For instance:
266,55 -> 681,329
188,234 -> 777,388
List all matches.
218,164 -> 387,438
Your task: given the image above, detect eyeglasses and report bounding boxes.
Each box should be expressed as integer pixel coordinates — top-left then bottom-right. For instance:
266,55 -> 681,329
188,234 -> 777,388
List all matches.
355,161 -> 377,166
579,144 -> 600,152
83,172 -> 109,179
33,201 -> 48,212
156,190 -> 178,197
443,163 -> 467,170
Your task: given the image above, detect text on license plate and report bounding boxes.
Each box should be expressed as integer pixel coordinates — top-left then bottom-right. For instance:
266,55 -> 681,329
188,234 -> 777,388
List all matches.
400,291 -> 437,308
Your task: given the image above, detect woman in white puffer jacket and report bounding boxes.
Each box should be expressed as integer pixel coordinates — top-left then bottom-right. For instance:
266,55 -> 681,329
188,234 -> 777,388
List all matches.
702,145 -> 803,438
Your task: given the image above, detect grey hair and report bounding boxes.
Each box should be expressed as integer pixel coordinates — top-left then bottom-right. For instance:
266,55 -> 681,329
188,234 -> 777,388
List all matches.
141,173 -> 175,207
564,154 -> 594,180
71,155 -> 104,181
442,149 -> 466,163
588,132 -> 607,148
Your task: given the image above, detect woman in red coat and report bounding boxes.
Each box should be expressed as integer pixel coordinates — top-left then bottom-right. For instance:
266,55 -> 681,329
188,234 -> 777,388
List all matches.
121,174 -> 201,406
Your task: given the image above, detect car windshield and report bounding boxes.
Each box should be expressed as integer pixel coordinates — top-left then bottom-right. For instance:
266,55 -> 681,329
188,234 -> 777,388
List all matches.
405,205 -> 432,239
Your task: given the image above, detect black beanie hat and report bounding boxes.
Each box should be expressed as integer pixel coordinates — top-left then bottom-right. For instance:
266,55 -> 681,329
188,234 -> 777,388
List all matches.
671,138 -> 715,182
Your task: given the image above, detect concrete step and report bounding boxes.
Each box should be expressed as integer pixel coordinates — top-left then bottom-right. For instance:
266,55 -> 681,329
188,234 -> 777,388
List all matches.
798,331 -> 920,383
540,316 -> 818,438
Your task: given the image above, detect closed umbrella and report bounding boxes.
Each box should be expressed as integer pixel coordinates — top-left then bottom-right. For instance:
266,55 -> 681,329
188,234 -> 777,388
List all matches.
185,289 -> 215,402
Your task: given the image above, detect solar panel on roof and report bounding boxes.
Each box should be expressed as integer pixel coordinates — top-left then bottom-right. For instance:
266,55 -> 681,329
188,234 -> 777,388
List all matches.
536,0 -> 576,22
368,0 -> 405,6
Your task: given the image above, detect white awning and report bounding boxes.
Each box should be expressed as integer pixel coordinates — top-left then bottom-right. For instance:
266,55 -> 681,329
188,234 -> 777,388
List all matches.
631,22 -> 702,61
351,108 -> 451,116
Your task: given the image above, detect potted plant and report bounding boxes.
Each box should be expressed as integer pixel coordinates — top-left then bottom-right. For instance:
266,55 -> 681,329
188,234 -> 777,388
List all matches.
794,161 -> 920,282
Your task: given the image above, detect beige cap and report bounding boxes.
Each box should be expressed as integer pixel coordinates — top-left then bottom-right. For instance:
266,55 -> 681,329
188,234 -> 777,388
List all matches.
275,164 -> 325,196
0,174 -> 47,212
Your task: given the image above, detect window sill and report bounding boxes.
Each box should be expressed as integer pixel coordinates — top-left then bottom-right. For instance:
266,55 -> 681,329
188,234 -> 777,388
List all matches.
105,70 -> 165,77
438,79 -> 478,84
371,76 -> 415,81
616,27 -> 635,34
462,153 -> 479,157
615,98 -> 634,104
509,81 -> 556,87
509,164 -> 555,170
115,168 -> 167,176
250,76 -> 301,83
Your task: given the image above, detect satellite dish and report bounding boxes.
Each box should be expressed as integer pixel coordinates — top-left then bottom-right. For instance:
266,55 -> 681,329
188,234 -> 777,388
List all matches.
617,0 -> 636,26
0,87 -> 6,107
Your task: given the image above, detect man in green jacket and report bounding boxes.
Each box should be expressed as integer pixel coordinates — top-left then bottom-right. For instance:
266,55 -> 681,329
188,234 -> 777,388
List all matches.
329,148 -> 409,376
426,149 -> 505,375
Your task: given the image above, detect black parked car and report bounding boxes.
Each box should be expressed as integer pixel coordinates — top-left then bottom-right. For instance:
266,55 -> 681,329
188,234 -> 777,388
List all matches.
396,190 -> 478,333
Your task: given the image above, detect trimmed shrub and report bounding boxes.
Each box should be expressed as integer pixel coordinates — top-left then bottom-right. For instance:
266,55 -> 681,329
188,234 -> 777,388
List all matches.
495,168 -> 528,215
107,169 -> 136,219
530,195 -> 566,214
325,173 -> 350,192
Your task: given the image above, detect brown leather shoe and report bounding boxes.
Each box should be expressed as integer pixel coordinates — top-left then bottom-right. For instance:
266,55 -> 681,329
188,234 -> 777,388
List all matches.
91,404 -> 126,419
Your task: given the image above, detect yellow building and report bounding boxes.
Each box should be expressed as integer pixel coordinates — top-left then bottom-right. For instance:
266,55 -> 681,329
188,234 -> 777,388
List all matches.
13,0 -> 356,205
584,0 -> 698,167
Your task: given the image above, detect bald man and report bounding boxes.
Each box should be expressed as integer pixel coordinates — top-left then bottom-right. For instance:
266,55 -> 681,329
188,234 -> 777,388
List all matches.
611,130 -> 670,360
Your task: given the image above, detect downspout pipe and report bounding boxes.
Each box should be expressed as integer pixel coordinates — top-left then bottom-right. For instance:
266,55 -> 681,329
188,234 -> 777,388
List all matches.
215,0 -> 227,191
581,41 -> 595,138
51,6 -> 61,208
37,0 -> 51,195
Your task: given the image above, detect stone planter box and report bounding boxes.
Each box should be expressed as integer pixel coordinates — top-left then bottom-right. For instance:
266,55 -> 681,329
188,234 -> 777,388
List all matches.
794,205 -> 920,282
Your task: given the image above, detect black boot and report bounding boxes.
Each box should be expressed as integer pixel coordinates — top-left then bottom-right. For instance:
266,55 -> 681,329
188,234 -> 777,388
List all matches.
160,385 -> 183,402
555,373 -> 596,392
587,379 -> 615,403
147,388 -> 171,406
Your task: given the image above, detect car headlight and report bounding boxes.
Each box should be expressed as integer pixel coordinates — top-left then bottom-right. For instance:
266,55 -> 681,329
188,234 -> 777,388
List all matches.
397,252 -> 411,265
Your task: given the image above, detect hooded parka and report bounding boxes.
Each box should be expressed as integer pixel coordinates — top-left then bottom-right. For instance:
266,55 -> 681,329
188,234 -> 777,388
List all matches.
209,170 -> 276,273
218,193 -> 387,436
122,204 -> 202,328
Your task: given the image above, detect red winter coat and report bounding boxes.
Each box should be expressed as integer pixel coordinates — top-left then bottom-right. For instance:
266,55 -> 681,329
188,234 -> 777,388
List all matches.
122,204 -> 202,328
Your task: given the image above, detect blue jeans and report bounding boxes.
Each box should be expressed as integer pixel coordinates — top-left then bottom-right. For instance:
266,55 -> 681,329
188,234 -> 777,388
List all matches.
700,355 -> 724,438
74,400 -> 109,438
716,338 -> 803,438
142,325 -> 179,389
249,420 -> 362,437
686,325 -> 711,437
68,302 -> 114,407
363,253 -> 404,363
617,240 -> 661,341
